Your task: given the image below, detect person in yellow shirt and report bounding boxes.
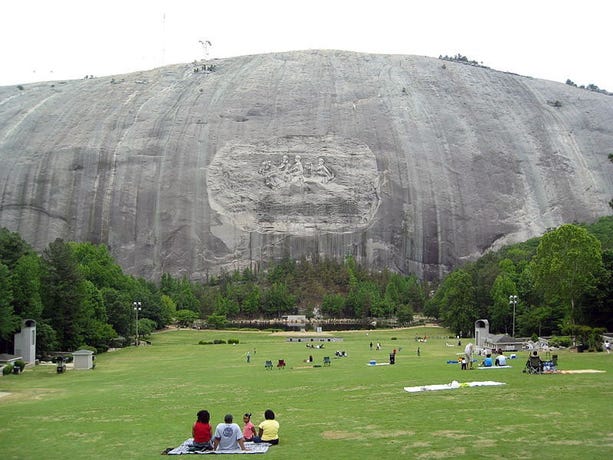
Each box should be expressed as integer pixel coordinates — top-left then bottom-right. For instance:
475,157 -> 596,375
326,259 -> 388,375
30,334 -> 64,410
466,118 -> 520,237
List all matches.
257,409 -> 279,445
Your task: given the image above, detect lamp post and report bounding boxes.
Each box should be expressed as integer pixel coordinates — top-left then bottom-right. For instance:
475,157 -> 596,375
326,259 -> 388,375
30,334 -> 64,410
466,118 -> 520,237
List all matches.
133,301 -> 142,346
509,295 -> 518,338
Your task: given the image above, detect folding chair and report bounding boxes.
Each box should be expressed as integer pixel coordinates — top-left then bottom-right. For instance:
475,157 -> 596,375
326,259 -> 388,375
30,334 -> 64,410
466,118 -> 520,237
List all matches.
524,355 -> 542,374
323,356 -> 331,366
264,360 -> 273,370
277,359 -> 286,369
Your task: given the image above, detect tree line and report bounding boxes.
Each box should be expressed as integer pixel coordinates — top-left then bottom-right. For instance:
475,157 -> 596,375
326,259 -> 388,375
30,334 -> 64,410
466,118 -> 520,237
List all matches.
0,217 -> 611,356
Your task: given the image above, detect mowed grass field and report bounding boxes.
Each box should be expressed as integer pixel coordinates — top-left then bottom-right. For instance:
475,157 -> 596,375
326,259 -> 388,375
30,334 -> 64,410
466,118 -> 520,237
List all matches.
1,326 -> 612,459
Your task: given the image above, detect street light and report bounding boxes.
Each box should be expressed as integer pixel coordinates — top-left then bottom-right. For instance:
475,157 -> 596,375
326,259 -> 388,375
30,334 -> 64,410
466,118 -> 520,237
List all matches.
509,295 -> 518,338
133,301 -> 142,346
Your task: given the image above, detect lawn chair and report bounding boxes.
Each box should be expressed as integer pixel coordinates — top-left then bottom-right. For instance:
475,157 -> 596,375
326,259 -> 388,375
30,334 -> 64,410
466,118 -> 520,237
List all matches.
323,356 -> 331,366
524,355 -> 543,374
264,360 -> 273,370
277,359 -> 286,369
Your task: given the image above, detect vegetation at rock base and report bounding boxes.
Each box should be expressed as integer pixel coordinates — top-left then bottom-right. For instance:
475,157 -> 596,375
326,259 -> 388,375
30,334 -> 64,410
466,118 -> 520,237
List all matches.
0,217 -> 611,355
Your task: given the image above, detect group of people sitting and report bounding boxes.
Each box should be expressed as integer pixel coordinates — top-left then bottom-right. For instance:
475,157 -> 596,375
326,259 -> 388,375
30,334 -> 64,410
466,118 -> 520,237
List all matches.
480,351 -> 508,367
190,409 -> 279,452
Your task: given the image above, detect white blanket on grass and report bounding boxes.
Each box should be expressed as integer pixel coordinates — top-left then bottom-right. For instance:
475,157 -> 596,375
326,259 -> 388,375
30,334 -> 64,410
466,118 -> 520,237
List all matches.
404,380 -> 505,393
477,365 -> 512,369
166,439 -> 270,455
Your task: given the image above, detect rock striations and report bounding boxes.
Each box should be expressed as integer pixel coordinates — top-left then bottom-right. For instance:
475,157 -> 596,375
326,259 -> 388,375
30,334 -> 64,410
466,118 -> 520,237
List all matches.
0,50 -> 612,280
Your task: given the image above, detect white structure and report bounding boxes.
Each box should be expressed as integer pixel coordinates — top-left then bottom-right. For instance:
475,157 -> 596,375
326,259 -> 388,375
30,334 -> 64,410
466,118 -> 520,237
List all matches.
475,318 -> 524,352
72,349 -> 95,370
14,319 -> 36,364
474,319 -> 489,349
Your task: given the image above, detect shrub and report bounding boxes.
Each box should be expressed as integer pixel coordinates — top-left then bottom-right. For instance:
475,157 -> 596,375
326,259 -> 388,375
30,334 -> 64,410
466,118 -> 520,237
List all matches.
2,364 -> 13,375
548,336 -> 572,348
213,339 -> 226,344
14,360 -> 26,372
227,339 -> 240,345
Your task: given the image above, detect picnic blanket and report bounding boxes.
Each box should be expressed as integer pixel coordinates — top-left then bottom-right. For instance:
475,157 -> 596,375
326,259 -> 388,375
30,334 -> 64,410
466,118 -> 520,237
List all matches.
164,439 -> 271,455
556,369 -> 605,374
477,365 -> 512,369
404,380 -> 505,393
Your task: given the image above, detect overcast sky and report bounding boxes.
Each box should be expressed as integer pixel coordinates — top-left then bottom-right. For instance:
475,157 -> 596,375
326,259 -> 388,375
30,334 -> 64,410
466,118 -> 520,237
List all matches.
1,0 -> 611,90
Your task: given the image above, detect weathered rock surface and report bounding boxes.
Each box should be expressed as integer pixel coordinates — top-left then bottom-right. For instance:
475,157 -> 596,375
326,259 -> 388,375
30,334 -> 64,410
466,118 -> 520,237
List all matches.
0,50 -> 611,280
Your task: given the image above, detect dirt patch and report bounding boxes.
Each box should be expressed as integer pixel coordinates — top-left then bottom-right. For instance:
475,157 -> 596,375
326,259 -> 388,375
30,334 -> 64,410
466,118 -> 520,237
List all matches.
0,392 -> 10,399
322,430 -> 414,440
431,430 -> 473,439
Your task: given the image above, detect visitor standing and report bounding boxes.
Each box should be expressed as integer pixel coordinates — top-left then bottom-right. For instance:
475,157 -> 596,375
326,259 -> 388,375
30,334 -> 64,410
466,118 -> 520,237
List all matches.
464,343 -> 474,369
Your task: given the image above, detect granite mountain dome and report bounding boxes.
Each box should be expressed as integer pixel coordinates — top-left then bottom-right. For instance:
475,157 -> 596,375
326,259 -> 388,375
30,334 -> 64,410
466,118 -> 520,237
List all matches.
0,50 -> 611,281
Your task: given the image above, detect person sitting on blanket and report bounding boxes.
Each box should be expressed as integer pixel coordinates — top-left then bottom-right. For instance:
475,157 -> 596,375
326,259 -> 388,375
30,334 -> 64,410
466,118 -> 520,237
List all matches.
213,414 -> 249,451
191,409 -> 213,451
256,409 -> 280,445
481,353 -> 493,367
495,352 -> 507,366
242,413 -> 256,442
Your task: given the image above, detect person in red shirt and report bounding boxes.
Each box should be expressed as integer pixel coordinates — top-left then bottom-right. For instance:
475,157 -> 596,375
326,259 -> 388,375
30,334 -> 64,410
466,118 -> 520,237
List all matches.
191,410 -> 213,451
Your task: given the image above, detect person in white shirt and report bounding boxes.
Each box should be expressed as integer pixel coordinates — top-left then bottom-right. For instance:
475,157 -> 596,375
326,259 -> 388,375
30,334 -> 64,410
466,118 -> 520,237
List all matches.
495,352 -> 507,366
213,414 -> 248,451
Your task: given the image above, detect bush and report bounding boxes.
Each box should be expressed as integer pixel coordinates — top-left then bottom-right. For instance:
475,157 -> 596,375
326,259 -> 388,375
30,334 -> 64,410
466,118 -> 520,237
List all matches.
227,339 -> 240,345
548,336 -> 572,348
14,360 -> 26,372
2,364 -> 13,375
213,339 -> 226,344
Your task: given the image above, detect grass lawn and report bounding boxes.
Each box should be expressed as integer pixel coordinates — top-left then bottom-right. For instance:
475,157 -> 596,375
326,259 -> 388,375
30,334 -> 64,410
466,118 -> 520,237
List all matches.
1,326 -> 612,459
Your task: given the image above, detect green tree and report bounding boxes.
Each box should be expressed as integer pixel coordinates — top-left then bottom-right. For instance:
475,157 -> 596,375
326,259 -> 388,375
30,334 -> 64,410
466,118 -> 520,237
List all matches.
261,282 -> 296,318
0,262 -> 19,341
321,293 -> 345,318
489,259 -> 519,334
136,318 -> 156,340
101,287 -> 131,338
160,294 -> 177,325
532,224 -> 603,324
35,320 -> 58,357
0,228 -> 33,270
71,242 -> 128,290
437,269 -> 478,337
239,285 -> 261,318
175,309 -> 199,327
11,253 -> 43,321
206,314 -> 227,329
396,304 -> 414,325
384,273 -> 424,313
214,295 -> 240,318
578,249 -> 613,330
41,239 -> 86,350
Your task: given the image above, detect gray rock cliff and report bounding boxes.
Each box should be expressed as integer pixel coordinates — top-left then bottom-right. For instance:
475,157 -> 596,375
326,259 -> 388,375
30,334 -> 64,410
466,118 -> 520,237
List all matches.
0,50 -> 611,280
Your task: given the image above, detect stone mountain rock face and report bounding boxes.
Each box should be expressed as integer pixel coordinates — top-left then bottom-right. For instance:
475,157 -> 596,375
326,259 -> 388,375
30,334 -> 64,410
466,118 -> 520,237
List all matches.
0,50 -> 612,280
